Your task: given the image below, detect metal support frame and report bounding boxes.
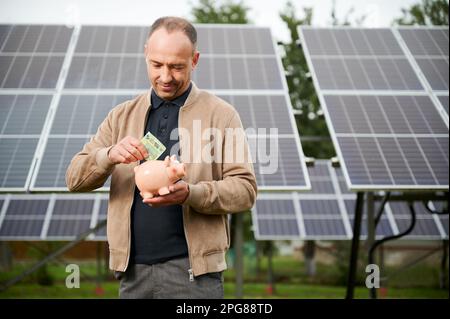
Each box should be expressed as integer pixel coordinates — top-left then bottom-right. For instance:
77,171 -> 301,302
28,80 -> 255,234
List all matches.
346,192 -> 365,299
440,240 -> 448,289
234,213 -> 244,298
0,220 -> 106,292
368,201 -> 417,298
346,191 -> 448,299
267,241 -> 275,295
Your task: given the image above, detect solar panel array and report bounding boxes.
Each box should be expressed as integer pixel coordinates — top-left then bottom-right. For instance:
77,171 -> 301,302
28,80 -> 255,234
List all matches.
1,161 -> 446,240
0,193 -> 107,240
252,160 -> 448,240
0,25 -> 73,191
399,28 -> 449,121
0,24 -> 310,193
298,27 -> 449,191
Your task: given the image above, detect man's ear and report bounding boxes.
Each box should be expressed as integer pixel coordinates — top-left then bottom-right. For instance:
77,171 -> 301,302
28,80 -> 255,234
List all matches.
192,51 -> 200,69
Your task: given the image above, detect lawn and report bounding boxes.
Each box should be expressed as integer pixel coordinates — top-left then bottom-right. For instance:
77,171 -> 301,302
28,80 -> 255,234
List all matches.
0,254 -> 447,299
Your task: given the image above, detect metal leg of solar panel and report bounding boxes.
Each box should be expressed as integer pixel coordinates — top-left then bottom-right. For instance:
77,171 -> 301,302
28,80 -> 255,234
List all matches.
367,192 -> 391,299
0,220 -> 106,292
368,201 -> 417,299
233,213 -> 244,298
440,240 -> 448,289
346,192 -> 365,299
267,241 -> 276,295
23,241 -> 102,283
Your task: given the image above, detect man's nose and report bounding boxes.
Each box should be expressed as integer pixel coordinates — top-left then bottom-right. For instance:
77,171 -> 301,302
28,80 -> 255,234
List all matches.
160,67 -> 173,83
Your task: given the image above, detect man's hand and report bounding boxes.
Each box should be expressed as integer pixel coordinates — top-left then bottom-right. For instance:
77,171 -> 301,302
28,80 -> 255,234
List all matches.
108,136 -> 148,164
143,181 -> 190,207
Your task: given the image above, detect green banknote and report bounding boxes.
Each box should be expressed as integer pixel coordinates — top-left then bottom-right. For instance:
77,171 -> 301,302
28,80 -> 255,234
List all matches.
141,131 -> 166,161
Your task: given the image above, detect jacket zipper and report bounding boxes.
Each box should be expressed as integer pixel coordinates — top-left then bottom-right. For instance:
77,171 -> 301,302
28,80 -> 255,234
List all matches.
179,106 -> 194,282
124,182 -> 136,271
124,98 -> 152,272
183,198 -> 194,282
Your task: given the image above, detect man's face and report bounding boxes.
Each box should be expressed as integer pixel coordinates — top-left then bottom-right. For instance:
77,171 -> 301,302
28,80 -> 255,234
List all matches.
144,28 -> 199,100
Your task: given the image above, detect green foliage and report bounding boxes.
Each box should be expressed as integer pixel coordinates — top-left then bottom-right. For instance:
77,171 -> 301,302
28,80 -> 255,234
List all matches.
329,241 -> 367,286
279,2 -> 335,159
330,0 -> 367,26
26,243 -> 56,286
191,0 -> 251,24
394,0 -> 449,25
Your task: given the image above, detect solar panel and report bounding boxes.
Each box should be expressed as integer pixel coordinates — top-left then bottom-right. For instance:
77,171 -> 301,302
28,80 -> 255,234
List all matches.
0,197 -> 49,239
196,27 -> 275,55
46,199 -> 94,239
50,95 -> 130,135
298,27 -> 449,191
346,200 -> 396,238
254,199 -> 301,238
0,194 -> 108,240
30,94 -> 129,190
252,160 -> 448,240
437,95 -> 449,116
0,25 -> 72,89
33,137 -> 91,189
249,137 -> 306,189
92,199 -> 108,240
0,138 -> 39,190
218,95 -> 296,134
26,24 -> 309,191
0,94 -> 53,191
398,28 -> 449,91
388,201 -> 446,239
194,26 -> 308,190
0,25 -> 73,192
253,161 -> 352,240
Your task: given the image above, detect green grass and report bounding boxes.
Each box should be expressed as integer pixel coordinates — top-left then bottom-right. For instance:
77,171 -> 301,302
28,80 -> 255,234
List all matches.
0,281 -> 447,299
0,255 -> 448,299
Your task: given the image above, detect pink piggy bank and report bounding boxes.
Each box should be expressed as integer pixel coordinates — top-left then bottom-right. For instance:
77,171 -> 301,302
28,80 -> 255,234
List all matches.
134,155 -> 186,199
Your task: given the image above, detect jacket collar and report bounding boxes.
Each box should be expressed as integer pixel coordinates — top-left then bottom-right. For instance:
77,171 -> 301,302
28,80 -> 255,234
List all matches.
145,81 -> 200,111
150,83 -> 192,109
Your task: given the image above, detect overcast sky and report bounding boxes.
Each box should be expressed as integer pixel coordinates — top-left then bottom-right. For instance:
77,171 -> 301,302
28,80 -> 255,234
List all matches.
1,0 -> 420,41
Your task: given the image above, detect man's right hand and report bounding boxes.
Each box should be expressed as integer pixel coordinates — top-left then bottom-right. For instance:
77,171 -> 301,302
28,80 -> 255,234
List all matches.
108,136 -> 148,164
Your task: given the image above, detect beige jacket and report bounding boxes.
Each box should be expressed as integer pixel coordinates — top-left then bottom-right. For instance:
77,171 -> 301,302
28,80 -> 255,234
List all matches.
65,83 -> 257,276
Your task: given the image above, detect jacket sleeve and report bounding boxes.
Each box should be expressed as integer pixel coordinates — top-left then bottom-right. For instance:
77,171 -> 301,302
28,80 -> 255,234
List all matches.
65,110 -> 116,192
184,112 -> 257,214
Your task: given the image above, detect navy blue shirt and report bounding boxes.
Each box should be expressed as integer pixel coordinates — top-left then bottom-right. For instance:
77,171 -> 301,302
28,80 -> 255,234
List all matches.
130,83 -> 192,265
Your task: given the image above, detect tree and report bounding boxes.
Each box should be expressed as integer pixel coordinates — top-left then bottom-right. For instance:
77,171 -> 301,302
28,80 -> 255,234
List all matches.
279,1 -> 368,158
191,0 -> 251,24
394,0 -> 449,25
280,2 -> 335,158
330,0 -> 367,26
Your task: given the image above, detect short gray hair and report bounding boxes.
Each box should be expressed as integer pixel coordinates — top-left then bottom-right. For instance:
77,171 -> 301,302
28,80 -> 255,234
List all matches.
148,16 -> 197,50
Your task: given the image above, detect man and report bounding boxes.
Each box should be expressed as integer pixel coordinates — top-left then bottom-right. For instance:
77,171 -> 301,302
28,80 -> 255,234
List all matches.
65,17 -> 257,299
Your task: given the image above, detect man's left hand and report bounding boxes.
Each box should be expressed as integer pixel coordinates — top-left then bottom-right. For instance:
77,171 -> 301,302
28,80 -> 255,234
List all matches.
142,181 -> 189,207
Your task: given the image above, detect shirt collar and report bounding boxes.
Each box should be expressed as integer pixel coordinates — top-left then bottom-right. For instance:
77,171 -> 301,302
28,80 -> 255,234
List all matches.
151,82 -> 192,109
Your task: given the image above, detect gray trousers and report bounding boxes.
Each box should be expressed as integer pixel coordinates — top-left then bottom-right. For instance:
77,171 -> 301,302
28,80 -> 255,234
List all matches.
118,257 -> 224,299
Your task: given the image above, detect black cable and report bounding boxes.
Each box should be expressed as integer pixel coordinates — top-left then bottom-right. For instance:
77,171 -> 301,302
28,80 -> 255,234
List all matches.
374,192 -> 391,227
368,201 -> 417,299
423,199 -> 449,215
